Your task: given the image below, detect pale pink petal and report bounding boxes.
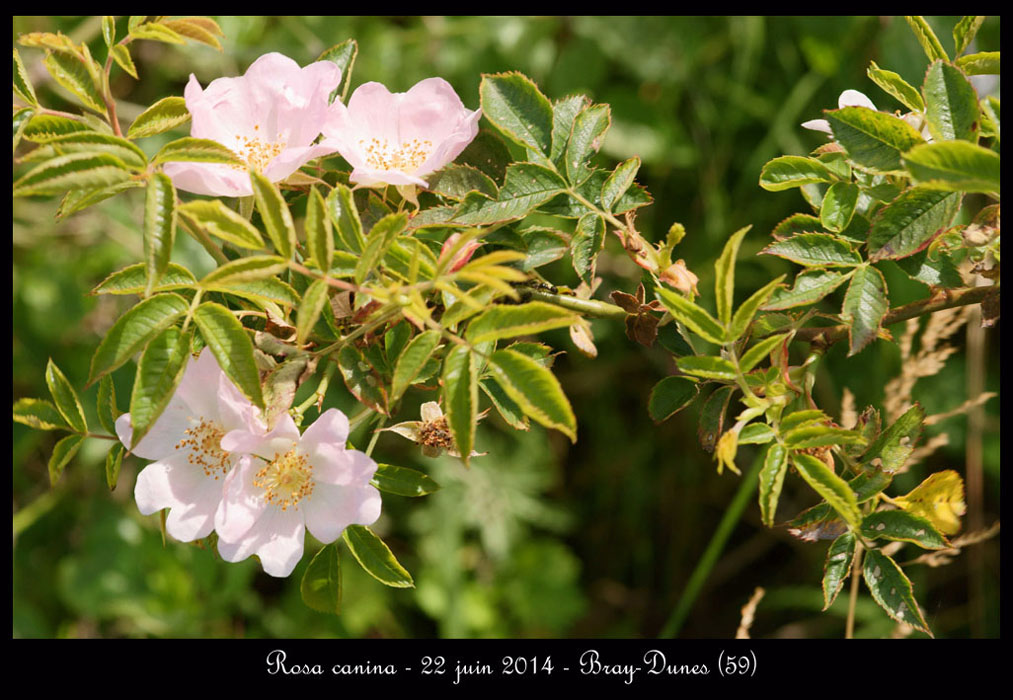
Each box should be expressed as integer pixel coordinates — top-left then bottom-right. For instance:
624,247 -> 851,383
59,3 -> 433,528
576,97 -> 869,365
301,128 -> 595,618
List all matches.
222,411 -> 299,457
216,507 -> 306,578
162,161 -> 253,197
398,77 -> 472,146
133,451 -> 216,517
303,483 -> 381,543
414,107 -> 481,177
343,82 -> 401,145
801,118 -> 833,135
215,456 -> 267,542
173,349 -> 218,418
838,89 -> 876,111
262,143 -> 339,183
300,408 -> 350,452
115,398 -> 191,461
164,479 -> 221,542
216,372 -> 266,436
306,444 -> 376,486
349,167 -> 429,188
184,73 -> 256,146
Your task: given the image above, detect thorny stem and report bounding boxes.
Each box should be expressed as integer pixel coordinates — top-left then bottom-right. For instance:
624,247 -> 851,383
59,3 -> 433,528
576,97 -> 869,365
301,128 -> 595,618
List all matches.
286,261 -> 359,293
846,541 -> 864,639
523,289 -> 628,320
793,285 -> 995,347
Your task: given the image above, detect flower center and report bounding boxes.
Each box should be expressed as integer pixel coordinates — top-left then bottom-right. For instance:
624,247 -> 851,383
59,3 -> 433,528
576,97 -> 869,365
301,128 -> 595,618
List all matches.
175,418 -> 231,479
360,137 -> 433,173
232,126 -> 286,172
253,449 -> 315,510
419,416 -> 455,450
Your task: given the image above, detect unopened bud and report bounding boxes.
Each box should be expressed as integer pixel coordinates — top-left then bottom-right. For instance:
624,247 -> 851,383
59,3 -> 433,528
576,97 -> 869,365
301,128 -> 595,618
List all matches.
440,233 -> 482,272
659,259 -> 699,295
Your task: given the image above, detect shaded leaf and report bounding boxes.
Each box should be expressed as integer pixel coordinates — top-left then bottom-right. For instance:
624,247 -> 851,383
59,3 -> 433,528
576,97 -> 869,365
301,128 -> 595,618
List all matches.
923,60 -> 980,142
300,543 -> 342,614
863,549 -> 931,635
343,525 -> 414,588
647,376 -> 698,423
792,453 -> 862,530
129,326 -> 190,448
192,302 -> 264,409
841,265 -> 888,356
46,359 -> 86,432
867,187 -> 961,260
825,107 -> 924,172
48,434 -> 84,486
822,532 -> 855,610
371,464 -> 441,497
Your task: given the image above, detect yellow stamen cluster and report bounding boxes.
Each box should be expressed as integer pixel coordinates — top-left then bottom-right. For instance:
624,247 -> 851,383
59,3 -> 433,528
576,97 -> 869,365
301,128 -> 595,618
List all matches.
231,127 -> 285,172
253,449 -> 315,511
361,137 -> 432,172
175,418 -> 230,479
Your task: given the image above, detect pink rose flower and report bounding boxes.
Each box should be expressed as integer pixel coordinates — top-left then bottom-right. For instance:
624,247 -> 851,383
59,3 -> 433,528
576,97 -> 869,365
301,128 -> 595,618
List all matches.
116,349 -> 267,542
214,409 -> 382,577
163,52 -> 342,197
321,77 -> 481,188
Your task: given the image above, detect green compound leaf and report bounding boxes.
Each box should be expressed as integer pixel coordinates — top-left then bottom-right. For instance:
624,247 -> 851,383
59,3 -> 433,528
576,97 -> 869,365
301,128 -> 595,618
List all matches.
714,225 -> 751,327
565,103 -> 611,184
465,302 -> 576,345
452,162 -> 567,226
199,256 -> 288,286
48,434 -> 84,487
13,48 -> 38,106
601,156 -> 641,212
13,398 -> 70,431
153,137 -> 242,166
160,18 -> 224,51
44,50 -> 104,113
758,443 -> 788,528
57,181 -> 145,218
792,452 -> 862,530
111,45 -> 138,80
761,233 -> 862,268
867,187 -> 962,261
22,113 -> 91,142
425,164 -> 498,201
953,16 -> 986,56
863,548 -> 932,636
391,330 -> 441,402
46,359 -> 86,433
96,375 -> 121,434
480,72 -> 554,155
337,345 -> 388,415
442,345 -> 478,464
318,38 -> 358,103
549,94 -> 589,166
955,51 -> 1000,76
841,264 -> 888,356
14,152 -> 132,197
861,403 -> 924,474
105,443 -> 125,491
825,107 -> 925,172
822,532 -> 856,610
866,61 -> 924,112
143,173 -> 177,297
570,213 -> 605,284
675,356 -> 737,382
820,182 -> 859,233
728,274 -> 786,342
325,185 -> 364,255
922,60 -> 980,142
655,287 -> 726,346
13,107 -> 34,152
780,409 -> 828,432
129,21 -> 186,45
783,425 -> 867,449
762,269 -> 849,311
127,96 -> 190,139
301,543 -> 342,614
739,333 -> 789,373
738,423 -> 775,445
179,199 -> 265,250
902,142 -> 1000,194
295,279 -> 330,346
861,510 -> 949,550
21,132 -> 148,170
371,464 -> 441,497
129,326 -> 190,449
647,376 -> 698,424
759,156 -> 834,191
487,348 -> 576,442
251,171 -> 296,259
343,525 -> 414,588
355,213 -> 407,285
905,16 -> 948,62
192,302 -> 264,409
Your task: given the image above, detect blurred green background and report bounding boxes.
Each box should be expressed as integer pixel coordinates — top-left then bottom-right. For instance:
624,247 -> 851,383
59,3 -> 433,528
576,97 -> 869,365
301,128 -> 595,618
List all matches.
13,16 -> 1000,638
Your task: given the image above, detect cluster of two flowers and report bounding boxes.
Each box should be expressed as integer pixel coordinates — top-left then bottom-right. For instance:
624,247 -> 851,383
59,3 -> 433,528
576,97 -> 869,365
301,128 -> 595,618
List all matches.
118,350 -> 380,577
165,52 -> 482,197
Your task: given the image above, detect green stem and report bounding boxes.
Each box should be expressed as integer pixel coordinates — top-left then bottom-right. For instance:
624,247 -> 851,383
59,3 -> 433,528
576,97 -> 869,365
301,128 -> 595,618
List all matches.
845,542 -> 864,639
659,450 -> 764,638
566,188 -> 627,231
347,404 -> 375,430
313,306 -> 401,357
365,415 -> 386,458
178,215 -> 229,266
523,289 -> 628,320
294,361 -> 336,415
